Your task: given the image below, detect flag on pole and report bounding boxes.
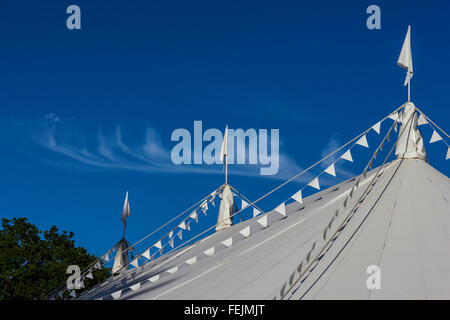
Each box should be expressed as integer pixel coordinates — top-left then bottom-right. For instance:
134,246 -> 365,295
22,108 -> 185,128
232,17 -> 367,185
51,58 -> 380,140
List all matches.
397,25 -> 413,86
121,191 -> 131,226
219,125 -> 228,163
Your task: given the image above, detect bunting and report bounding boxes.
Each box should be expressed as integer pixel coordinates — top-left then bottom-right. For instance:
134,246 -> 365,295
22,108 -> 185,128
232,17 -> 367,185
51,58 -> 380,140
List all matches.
222,237 -> 233,247
186,220 -> 191,231
86,270 -> 93,279
417,113 -> 428,126
356,135 -> 369,148
291,190 -> 303,203
168,237 -> 174,248
447,148 -> 450,160
154,240 -> 162,249
190,211 -> 198,223
167,266 -> 178,274
111,290 -> 122,299
142,249 -> 150,260
274,202 -> 286,217
241,199 -> 249,210
130,283 -> 141,291
204,247 -> 215,257
372,122 -> 381,134
177,230 -> 183,240
324,163 -> 336,177
430,130 -> 442,143
169,230 -> 173,239
308,177 -> 320,190
257,215 -> 268,228
240,226 -> 251,238
70,290 -> 76,298
253,207 -> 261,217
178,221 -> 186,230
130,259 -> 139,268
186,257 -> 197,265
340,150 -> 353,162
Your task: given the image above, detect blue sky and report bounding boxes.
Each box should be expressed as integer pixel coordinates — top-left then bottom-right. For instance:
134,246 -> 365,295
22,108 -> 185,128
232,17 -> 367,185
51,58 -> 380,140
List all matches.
0,0 -> 449,258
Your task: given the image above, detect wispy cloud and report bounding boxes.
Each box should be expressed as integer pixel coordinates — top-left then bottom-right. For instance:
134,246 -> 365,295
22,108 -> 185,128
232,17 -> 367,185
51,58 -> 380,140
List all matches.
21,114 -> 305,181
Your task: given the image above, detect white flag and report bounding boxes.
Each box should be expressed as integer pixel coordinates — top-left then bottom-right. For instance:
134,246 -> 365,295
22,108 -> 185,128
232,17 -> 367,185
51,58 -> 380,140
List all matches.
324,163 -> 336,177
446,147 -> 450,160
397,25 -> 413,86
241,199 -> 249,210
275,202 -> 286,217
178,221 -> 186,230
372,122 -> 381,134
222,238 -> 233,247
291,189 -> 303,203
190,211 -> 198,223
356,135 -> 369,148
308,177 -> 320,190
121,191 -> 131,225
240,226 -> 251,238
154,240 -> 162,249
168,237 -> 174,248
130,258 -> 139,268
417,113 -> 428,126
253,207 -> 261,217
341,150 -> 353,162
111,290 -> 122,299
219,125 -> 228,162
142,249 -> 150,260
257,215 -> 268,228
204,247 -> 215,257
430,130 -> 442,143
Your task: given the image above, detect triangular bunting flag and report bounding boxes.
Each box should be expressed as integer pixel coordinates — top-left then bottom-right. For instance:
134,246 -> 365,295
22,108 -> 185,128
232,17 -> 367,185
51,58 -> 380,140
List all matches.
130,259 -> 139,268
159,247 -> 164,256
253,207 -> 261,217
240,226 -> 251,238
204,247 -> 215,257
167,266 -> 178,274
340,150 -> 353,162
241,199 -> 249,210
142,249 -> 150,260
177,230 -> 183,240
308,177 -> 320,190
154,240 -> 162,249
356,135 -> 369,148
149,275 -> 159,283
372,122 -> 381,134
111,290 -> 121,299
190,211 -> 198,223
430,130 -> 442,143
446,147 -> 450,160
185,257 -> 197,265
168,237 -> 174,248
389,112 -> 399,122
257,215 -> 268,228
169,231 -> 173,239
222,238 -> 233,247
104,253 -> 109,262
70,290 -> 76,298
417,113 -> 428,125
324,163 -> 336,177
274,202 -> 286,217
291,189 -> 303,203
186,221 -> 191,231
178,221 -> 186,230
86,270 -> 93,280
130,283 -> 141,291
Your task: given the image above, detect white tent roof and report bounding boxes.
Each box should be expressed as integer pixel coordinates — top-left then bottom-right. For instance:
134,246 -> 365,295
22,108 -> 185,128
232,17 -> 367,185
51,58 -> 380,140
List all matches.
81,153 -> 450,300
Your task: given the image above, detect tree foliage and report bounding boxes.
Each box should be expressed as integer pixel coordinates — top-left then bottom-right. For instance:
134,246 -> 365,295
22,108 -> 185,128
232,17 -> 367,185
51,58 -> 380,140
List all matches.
0,217 -> 110,300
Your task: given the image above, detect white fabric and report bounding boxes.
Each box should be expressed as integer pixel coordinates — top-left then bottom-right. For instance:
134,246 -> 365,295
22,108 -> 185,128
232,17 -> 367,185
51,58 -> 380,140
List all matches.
222,238 -> 233,247
257,215 -> 268,228
121,191 -> 131,225
308,177 -> 320,190
241,199 -> 248,210
178,221 -> 186,230
340,150 -> 353,162
177,230 -> 183,240
397,25 -> 413,86
219,125 -> 228,162
372,122 -> 381,134
142,249 -> 150,260
112,239 -> 129,274
240,226 -> 251,238
204,247 -> 215,257
395,102 -> 427,160
86,271 -> 93,280
325,163 -> 336,177
291,190 -> 303,203
430,130 -> 442,143
216,185 -> 234,232
356,135 -> 369,148
130,259 -> 139,268
417,113 -> 428,125
111,290 -> 122,299
446,147 -> 450,160
186,257 -> 197,265
169,237 -> 174,248
275,202 -> 286,217
253,207 -> 261,217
